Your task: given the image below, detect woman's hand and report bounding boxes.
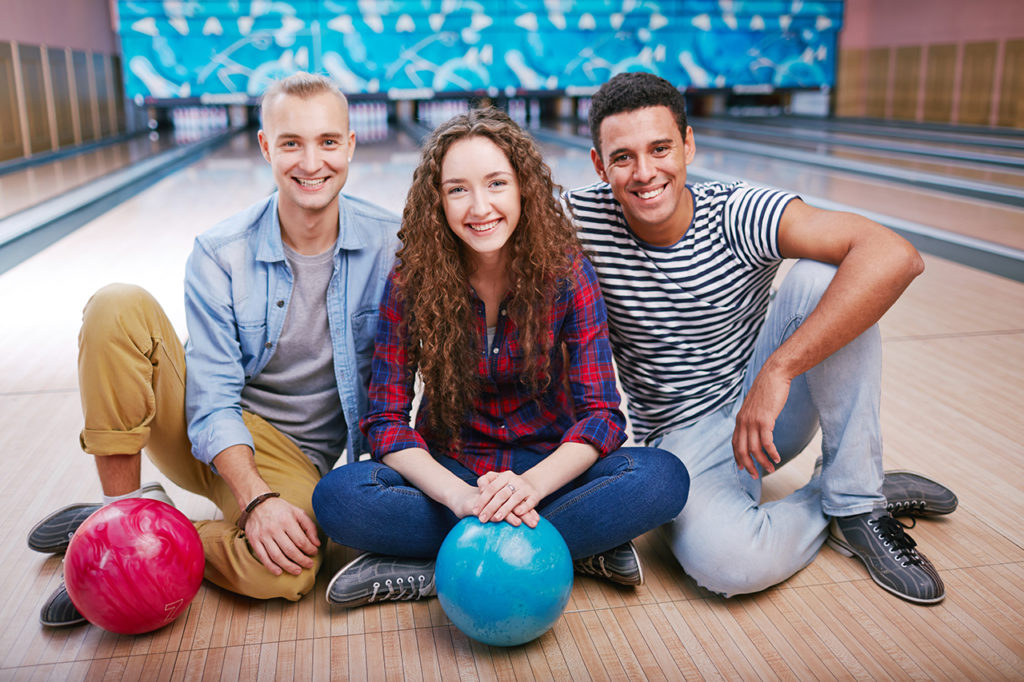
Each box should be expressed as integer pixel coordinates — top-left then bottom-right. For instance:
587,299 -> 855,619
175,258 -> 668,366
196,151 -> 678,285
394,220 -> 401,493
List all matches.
473,471 -> 540,528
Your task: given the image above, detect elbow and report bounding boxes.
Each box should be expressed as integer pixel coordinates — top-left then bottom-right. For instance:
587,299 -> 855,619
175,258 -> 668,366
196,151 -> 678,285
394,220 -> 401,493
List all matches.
887,234 -> 924,284
903,241 -> 925,281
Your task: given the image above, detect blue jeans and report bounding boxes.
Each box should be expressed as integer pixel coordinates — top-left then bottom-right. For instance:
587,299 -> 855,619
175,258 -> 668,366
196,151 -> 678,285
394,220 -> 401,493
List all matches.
656,260 -> 885,597
313,446 -> 689,560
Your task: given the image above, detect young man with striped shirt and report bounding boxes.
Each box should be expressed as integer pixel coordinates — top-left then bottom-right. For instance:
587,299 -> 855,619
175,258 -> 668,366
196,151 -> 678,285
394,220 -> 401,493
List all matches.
563,72 -> 957,604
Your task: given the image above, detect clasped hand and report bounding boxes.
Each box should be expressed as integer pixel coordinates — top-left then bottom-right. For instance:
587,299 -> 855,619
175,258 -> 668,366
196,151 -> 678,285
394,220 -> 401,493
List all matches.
468,470 -> 541,528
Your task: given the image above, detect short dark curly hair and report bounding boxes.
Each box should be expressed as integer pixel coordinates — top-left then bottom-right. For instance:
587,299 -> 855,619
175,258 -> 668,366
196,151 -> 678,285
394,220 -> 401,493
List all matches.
589,72 -> 688,156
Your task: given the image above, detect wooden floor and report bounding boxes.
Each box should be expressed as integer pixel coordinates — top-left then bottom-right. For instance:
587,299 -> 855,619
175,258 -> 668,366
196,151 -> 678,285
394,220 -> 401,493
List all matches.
1,132 -> 1022,680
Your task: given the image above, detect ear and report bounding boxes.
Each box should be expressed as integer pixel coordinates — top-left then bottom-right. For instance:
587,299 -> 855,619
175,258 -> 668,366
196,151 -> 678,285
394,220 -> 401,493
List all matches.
257,129 -> 271,163
683,126 -> 696,165
347,128 -> 356,162
590,147 -> 608,183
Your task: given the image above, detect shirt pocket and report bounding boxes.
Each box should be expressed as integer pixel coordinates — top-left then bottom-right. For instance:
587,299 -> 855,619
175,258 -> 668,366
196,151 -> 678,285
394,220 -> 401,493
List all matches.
351,307 -> 380,383
236,320 -> 268,372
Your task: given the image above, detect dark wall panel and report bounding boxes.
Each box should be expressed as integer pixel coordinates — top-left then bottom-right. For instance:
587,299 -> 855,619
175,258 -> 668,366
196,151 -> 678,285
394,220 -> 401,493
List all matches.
0,42 -> 24,162
18,44 -> 53,154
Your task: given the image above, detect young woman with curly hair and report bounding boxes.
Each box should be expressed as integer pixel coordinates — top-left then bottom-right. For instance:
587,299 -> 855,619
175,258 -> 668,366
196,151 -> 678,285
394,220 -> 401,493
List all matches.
312,108 -> 689,609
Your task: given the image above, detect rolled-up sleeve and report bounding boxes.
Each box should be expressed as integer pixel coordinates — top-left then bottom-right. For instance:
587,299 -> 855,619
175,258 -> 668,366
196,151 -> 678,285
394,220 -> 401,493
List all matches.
360,272 -> 429,458
559,256 -> 627,455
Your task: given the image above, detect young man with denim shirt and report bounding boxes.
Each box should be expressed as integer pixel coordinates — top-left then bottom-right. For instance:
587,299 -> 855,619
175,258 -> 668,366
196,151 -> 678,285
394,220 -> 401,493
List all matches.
564,72 -> 958,604
29,72 -> 400,626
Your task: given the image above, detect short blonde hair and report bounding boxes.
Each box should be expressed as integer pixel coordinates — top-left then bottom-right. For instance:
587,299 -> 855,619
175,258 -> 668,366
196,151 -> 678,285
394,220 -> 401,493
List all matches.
259,72 -> 348,127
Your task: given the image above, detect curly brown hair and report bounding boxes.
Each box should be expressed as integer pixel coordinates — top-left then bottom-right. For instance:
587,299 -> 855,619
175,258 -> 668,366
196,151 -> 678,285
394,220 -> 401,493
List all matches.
396,107 -> 581,449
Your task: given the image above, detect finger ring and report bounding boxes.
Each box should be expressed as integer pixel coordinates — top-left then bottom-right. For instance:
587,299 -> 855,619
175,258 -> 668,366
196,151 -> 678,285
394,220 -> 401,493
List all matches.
507,483 -> 516,493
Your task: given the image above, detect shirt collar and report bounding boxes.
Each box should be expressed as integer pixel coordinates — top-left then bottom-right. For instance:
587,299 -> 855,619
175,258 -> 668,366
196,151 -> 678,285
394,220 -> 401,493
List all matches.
255,193 -> 368,263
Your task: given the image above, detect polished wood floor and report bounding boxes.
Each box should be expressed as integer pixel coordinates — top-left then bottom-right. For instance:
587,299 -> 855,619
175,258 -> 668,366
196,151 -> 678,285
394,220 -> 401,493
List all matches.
0,131 -> 1022,680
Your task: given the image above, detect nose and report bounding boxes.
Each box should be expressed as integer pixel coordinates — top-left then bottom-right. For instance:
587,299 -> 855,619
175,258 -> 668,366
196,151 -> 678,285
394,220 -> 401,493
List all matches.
300,145 -> 321,172
633,154 -> 656,183
468,190 -> 489,217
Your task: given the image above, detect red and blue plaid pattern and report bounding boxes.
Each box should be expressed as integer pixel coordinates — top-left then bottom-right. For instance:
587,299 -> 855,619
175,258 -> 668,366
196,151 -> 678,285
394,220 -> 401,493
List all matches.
361,256 -> 627,475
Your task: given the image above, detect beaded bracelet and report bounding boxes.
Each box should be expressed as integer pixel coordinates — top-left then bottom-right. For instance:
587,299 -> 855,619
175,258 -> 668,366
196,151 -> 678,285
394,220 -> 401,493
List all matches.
237,491 -> 281,531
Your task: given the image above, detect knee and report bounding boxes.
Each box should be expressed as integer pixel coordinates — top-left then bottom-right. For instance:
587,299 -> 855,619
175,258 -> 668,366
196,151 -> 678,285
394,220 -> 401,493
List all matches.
776,260 -> 836,313
666,521 -> 801,597
233,559 -> 321,602
82,284 -> 157,334
312,462 -> 379,537
637,448 -> 690,520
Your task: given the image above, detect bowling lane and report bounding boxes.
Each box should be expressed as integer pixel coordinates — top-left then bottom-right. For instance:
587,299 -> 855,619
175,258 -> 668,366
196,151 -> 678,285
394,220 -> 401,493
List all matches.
0,134 -> 183,221
690,144 -> 1024,252
693,123 -> 1024,191
735,115 -> 1024,152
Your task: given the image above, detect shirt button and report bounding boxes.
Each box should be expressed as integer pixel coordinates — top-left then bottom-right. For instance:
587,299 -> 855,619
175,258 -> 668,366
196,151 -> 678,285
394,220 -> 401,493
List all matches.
492,347 -> 499,354
265,342 -> 272,349
500,309 -> 506,316
276,300 -> 284,307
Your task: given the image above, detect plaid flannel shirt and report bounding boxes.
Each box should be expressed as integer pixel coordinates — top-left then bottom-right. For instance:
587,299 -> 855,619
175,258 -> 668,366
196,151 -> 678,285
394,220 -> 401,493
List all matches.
360,255 -> 627,475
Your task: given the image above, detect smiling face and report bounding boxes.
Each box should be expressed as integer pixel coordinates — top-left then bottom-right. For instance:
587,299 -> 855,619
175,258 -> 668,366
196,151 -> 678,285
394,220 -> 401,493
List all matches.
591,105 -> 695,246
440,135 -> 522,268
258,91 -> 355,228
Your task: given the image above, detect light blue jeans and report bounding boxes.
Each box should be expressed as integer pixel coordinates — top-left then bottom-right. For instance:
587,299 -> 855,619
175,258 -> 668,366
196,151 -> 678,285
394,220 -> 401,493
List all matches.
655,260 -> 885,597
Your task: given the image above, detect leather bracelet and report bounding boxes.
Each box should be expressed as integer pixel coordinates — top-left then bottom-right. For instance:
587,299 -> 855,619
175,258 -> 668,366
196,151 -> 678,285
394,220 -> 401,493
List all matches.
237,491 -> 280,531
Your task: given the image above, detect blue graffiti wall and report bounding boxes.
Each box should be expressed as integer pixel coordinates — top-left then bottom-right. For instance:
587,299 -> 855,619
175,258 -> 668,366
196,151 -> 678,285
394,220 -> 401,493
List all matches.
117,1 -> 844,101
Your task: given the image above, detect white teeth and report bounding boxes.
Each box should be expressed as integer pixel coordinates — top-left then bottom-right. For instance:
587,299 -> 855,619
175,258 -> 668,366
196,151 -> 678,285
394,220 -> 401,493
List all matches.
468,219 -> 500,232
637,186 -> 665,200
297,178 -> 326,187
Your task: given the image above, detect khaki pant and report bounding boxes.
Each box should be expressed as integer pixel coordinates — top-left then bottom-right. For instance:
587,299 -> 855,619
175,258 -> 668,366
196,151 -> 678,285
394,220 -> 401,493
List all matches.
78,284 -> 323,601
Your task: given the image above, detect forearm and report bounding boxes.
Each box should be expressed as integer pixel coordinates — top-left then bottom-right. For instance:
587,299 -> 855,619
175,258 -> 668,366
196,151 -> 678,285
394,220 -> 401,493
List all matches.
521,441 -> 599,499
767,233 -> 923,381
212,443 -> 271,510
382,447 -> 476,513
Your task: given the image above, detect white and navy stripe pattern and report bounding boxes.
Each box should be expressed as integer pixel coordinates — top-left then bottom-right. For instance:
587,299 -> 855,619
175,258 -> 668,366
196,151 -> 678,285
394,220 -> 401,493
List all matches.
565,181 -> 797,443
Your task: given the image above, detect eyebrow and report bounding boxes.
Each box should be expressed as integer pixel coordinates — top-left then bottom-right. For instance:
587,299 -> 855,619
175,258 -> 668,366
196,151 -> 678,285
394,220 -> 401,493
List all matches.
607,138 -> 674,158
276,131 -> 346,140
441,170 -> 514,186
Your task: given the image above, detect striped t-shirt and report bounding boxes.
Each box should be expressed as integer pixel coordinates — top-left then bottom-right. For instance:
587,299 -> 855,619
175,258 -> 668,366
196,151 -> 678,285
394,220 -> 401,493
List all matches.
564,180 -> 796,443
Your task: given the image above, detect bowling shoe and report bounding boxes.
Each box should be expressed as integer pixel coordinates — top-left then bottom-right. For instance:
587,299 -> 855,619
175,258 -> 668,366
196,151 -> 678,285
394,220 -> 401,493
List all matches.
882,471 -> 958,517
39,583 -> 85,628
572,540 -> 644,586
828,509 -> 945,604
326,553 -> 436,608
27,482 -> 173,554
27,504 -> 102,554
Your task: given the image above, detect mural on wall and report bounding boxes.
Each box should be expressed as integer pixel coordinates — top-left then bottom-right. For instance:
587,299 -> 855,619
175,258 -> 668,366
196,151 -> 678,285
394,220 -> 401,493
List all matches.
118,0 -> 843,101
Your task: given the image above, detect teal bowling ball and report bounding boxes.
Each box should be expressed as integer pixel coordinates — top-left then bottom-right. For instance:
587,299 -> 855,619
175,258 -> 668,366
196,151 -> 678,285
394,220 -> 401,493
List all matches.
435,516 -> 573,647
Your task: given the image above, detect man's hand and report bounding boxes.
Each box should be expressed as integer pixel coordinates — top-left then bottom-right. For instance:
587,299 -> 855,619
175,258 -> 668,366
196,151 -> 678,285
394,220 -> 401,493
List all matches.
473,470 -> 540,528
242,496 -> 320,576
732,366 -> 791,480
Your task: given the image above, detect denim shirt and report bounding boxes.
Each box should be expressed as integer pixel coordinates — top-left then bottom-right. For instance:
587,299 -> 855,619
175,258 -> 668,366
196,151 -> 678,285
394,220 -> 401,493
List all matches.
184,192 -> 399,467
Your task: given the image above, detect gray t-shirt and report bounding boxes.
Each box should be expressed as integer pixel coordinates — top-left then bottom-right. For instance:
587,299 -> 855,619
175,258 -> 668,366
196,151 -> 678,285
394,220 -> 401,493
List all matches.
240,243 -> 346,474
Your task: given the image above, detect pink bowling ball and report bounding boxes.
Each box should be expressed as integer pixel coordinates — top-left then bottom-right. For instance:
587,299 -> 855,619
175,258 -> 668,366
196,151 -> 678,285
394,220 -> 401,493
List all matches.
64,498 -> 205,635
